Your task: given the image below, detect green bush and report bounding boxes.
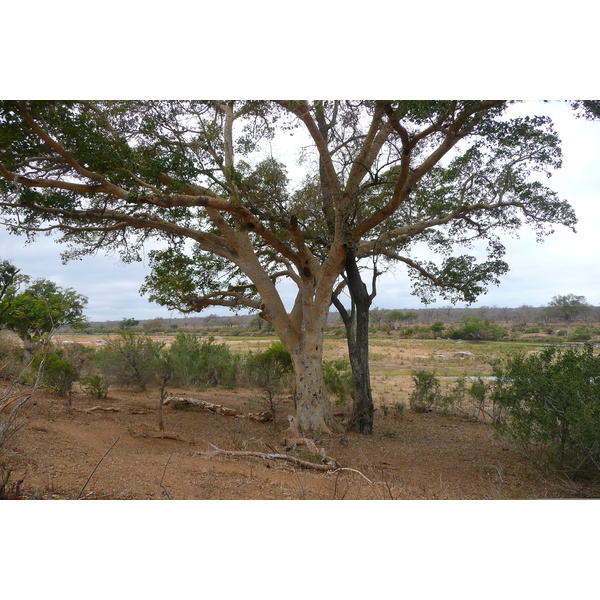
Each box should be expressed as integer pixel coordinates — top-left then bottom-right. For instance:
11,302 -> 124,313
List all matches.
80,374 -> 109,399
33,349 -> 79,398
430,322 -> 446,335
491,343 -> 600,474
409,370 -> 441,413
438,376 -> 501,422
448,317 -> 507,341
168,331 -> 240,388
322,359 -> 353,406
259,341 -> 293,372
569,327 -> 592,342
168,332 -> 239,388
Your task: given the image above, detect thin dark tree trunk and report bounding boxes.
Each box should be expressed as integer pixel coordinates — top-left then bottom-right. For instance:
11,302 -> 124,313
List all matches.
333,250 -> 376,435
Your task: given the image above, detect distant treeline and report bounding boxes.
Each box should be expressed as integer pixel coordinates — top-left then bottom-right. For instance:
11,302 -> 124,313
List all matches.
80,303 -> 600,332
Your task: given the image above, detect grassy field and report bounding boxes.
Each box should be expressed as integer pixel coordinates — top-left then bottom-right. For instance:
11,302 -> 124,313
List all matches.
52,328 -> 598,411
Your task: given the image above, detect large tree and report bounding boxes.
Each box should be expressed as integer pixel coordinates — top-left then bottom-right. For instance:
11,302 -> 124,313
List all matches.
0,100 -> 576,433
545,294 -> 591,330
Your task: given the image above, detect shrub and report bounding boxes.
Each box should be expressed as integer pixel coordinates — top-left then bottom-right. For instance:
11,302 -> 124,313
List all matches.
168,332 -> 239,388
80,375 -> 109,399
259,341 -> 293,372
448,317 -> 507,341
491,343 -> 600,474
430,322 -> 446,335
96,329 -> 164,391
32,349 -> 79,399
409,370 -> 441,413
569,327 -> 591,342
0,350 -> 34,498
323,359 -> 353,406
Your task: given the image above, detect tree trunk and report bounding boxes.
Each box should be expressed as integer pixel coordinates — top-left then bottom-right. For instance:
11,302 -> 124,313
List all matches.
291,334 -> 341,434
333,250 -> 375,435
348,303 -> 374,435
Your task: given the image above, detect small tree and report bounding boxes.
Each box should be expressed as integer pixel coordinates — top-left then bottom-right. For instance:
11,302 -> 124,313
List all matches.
119,317 -> 140,329
0,278 -> 88,359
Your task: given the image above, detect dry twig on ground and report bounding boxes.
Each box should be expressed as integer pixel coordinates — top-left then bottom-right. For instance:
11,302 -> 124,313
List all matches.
76,437 -> 120,499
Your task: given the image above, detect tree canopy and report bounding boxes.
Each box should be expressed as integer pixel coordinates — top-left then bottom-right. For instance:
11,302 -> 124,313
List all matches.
545,294 -> 591,327
0,100 -> 578,432
0,276 -> 88,357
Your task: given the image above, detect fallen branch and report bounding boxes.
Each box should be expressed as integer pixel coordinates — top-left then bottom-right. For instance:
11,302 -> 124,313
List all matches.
159,449 -> 175,499
196,444 -> 341,471
75,406 -> 120,413
76,437 -> 120,499
327,467 -> 374,484
151,432 -> 184,441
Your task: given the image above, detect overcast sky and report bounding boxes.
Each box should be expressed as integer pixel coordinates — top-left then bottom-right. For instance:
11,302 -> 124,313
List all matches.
0,100 -> 599,322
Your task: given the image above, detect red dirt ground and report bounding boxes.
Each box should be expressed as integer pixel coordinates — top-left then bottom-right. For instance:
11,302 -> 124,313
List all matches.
7,383 -> 599,500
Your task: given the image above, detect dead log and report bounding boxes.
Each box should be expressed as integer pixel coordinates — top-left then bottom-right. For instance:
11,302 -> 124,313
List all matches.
164,396 -> 244,417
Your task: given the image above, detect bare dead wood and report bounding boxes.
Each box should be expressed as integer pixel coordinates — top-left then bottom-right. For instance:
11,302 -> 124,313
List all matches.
150,432 -> 185,441
281,416 -> 339,462
165,396 -> 244,417
327,467 -> 374,484
196,443 -> 341,471
75,406 -> 120,413
159,448 -> 175,499
76,437 -> 120,499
